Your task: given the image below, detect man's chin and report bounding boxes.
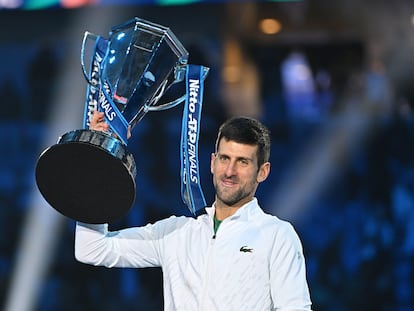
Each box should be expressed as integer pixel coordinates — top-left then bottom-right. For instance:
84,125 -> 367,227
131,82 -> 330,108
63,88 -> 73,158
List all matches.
217,193 -> 244,207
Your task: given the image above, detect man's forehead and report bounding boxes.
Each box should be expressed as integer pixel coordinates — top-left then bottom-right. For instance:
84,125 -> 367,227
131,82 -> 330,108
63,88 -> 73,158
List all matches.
217,139 -> 258,157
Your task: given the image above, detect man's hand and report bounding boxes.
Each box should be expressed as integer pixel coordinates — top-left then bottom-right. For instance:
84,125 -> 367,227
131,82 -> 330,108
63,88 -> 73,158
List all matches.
89,110 -> 131,139
90,110 -> 109,132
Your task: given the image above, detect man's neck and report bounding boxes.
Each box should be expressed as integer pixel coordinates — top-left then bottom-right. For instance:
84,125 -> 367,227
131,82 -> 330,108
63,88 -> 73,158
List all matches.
214,198 -> 253,221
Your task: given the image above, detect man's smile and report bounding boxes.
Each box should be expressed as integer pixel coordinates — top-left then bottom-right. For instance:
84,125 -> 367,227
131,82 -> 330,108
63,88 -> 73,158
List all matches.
221,177 -> 238,187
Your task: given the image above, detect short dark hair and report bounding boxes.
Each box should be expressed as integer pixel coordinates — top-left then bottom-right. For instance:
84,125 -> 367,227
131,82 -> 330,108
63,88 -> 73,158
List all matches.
215,116 -> 271,168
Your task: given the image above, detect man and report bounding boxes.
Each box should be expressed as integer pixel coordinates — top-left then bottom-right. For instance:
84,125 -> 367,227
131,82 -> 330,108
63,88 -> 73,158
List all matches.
75,111 -> 312,310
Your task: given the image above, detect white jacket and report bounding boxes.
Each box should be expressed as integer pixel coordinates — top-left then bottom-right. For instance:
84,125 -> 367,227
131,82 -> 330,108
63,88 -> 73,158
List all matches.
75,198 -> 312,310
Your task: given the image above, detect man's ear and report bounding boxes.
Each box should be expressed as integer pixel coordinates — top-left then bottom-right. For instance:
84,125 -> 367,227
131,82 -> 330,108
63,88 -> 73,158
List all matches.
210,153 -> 216,174
257,162 -> 271,183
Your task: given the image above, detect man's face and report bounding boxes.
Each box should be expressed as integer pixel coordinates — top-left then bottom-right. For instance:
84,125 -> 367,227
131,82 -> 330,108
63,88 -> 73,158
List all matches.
211,138 -> 269,208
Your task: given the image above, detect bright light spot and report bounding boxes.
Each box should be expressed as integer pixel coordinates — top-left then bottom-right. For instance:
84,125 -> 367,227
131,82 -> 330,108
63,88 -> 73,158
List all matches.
61,0 -> 97,9
116,32 -> 126,41
0,0 -> 22,8
259,18 -> 282,35
282,52 -> 315,92
294,64 -> 312,80
109,56 -> 116,64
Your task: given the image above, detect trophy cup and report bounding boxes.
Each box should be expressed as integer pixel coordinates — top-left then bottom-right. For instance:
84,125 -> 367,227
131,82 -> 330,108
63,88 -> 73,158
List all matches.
35,17 -> 209,224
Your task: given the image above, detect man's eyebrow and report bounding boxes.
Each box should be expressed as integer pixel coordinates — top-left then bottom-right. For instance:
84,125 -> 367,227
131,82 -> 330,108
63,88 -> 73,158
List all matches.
224,154 -> 254,162
217,151 -> 254,160
237,156 -> 254,162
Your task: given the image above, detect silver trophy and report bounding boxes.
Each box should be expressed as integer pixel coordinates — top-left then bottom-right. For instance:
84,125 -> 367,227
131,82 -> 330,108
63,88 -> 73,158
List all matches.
35,17 -> 208,224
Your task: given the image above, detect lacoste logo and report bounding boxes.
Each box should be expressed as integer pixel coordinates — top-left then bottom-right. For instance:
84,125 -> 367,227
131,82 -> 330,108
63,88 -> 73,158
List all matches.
239,245 -> 253,253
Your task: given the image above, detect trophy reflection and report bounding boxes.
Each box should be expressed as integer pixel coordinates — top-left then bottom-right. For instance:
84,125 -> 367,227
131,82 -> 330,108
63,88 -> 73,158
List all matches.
35,17 -> 208,224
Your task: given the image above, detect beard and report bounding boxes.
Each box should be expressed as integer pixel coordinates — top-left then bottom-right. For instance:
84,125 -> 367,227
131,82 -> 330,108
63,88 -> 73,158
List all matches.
213,176 -> 257,207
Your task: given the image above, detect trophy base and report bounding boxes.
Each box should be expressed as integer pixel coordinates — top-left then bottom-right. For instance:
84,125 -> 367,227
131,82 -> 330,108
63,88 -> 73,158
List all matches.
35,129 -> 136,224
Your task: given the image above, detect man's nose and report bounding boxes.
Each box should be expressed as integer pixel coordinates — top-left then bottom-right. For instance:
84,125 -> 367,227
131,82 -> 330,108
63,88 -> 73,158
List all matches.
224,160 -> 237,176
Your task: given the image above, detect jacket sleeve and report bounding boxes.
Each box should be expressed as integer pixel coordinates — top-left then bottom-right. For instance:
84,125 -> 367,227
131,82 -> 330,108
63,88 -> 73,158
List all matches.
75,220 -> 166,268
270,222 -> 312,311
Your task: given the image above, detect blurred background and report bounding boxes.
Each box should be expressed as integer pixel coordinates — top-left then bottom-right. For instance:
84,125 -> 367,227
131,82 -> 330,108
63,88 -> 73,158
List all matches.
1,0 -> 414,310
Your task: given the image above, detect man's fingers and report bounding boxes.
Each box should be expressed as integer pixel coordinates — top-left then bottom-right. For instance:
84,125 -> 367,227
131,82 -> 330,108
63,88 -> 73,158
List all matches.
90,111 -> 108,131
127,125 -> 131,139
94,123 -> 109,132
90,110 -> 131,140
91,111 -> 104,123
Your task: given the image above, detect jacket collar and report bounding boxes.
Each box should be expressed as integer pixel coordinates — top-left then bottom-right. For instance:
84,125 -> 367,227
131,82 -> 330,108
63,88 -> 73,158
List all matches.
205,198 -> 260,222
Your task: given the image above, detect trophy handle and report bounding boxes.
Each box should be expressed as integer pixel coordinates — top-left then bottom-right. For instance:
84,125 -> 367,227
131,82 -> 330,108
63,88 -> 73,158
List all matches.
146,95 -> 185,111
81,31 -> 100,85
146,66 -> 210,112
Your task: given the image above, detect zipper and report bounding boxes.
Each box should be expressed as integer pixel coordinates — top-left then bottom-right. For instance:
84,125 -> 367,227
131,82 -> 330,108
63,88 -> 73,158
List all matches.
200,229 -> 216,310
199,213 -> 218,310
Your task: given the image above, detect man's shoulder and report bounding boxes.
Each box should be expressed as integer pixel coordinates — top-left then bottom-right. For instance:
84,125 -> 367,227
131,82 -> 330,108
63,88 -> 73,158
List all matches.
155,212 -> 208,229
252,207 -> 298,235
